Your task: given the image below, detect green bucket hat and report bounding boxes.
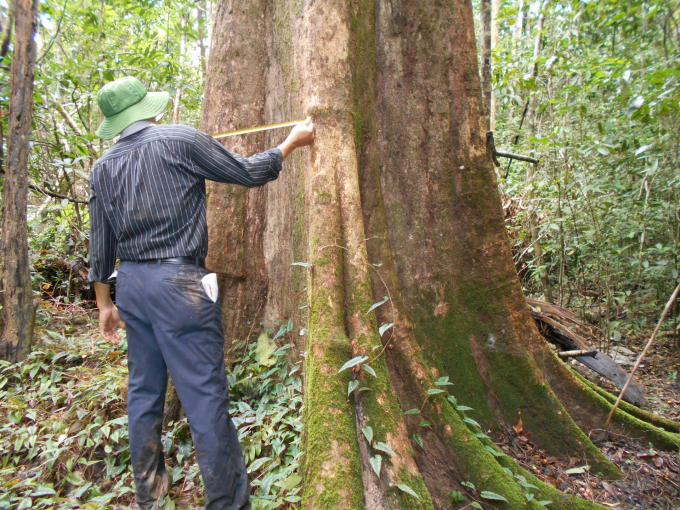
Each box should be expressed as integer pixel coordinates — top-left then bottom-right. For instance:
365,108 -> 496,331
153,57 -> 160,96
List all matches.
95,77 -> 169,139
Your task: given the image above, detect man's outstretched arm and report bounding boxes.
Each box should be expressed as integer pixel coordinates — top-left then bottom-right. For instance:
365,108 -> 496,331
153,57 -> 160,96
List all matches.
191,118 -> 315,186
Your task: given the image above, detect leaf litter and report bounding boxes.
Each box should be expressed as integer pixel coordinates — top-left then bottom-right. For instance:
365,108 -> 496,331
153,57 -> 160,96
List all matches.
0,321 -> 304,510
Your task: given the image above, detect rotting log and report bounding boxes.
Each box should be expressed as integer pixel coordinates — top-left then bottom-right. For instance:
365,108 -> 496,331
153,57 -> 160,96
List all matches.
528,298 -> 647,406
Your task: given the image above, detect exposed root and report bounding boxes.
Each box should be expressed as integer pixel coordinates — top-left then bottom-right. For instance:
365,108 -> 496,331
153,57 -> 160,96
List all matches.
556,360 -> 680,450
572,369 -> 680,434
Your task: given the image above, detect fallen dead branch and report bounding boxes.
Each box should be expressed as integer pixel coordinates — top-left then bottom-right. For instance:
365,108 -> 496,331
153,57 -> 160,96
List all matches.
527,297 -> 647,406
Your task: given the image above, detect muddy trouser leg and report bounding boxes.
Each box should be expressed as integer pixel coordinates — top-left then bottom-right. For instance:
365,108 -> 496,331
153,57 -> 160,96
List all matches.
118,261 -> 251,510
153,269 -> 251,510
116,302 -> 169,508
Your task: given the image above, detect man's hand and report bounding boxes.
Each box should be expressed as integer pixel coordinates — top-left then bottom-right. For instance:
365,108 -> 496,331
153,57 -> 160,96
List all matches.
99,304 -> 126,345
94,281 -> 126,344
279,117 -> 315,158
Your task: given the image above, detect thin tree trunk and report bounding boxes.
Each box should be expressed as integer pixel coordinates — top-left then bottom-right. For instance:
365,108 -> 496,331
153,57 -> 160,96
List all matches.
489,0 -> 500,130
480,0 -> 492,130
525,5 -> 552,303
172,12 -> 186,124
196,1 -> 206,78
0,0 -> 15,57
514,0 -> 524,40
0,0 -> 39,361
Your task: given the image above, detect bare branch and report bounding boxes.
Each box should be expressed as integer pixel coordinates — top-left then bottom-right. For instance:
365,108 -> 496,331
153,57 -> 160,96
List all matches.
53,101 -> 83,136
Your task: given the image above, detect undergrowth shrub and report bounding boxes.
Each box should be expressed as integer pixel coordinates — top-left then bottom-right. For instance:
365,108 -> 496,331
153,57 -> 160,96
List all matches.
0,328 -> 303,510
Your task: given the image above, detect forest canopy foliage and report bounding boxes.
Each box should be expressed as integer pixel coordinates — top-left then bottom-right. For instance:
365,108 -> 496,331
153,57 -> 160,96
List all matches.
490,0 -> 679,342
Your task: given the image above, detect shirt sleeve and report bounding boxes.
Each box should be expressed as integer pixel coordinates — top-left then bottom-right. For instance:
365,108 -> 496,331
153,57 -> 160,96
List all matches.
190,129 -> 283,187
87,178 -> 118,284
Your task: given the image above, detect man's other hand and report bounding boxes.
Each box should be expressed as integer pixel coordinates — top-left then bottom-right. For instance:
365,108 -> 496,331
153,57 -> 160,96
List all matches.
279,117 -> 315,158
99,304 -> 126,345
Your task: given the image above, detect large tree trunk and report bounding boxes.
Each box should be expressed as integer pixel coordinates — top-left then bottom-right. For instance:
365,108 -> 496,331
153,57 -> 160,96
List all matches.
203,0 -> 680,508
0,0 -> 38,361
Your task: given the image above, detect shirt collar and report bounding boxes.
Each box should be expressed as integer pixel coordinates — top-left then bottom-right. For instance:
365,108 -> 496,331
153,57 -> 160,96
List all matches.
119,120 -> 155,139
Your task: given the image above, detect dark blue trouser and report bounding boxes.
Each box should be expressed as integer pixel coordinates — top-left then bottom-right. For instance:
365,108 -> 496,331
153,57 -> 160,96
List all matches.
116,260 -> 250,510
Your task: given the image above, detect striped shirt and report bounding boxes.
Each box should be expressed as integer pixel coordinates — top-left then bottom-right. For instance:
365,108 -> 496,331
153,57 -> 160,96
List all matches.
88,124 -> 282,283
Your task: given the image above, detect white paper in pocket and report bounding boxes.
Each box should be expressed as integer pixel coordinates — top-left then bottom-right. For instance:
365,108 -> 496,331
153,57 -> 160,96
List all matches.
201,273 -> 219,302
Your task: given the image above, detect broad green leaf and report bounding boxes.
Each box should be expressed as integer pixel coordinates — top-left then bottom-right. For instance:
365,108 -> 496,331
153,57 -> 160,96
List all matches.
564,466 -> 589,475
413,434 -> 423,448
480,491 -> 508,502
634,144 -> 652,156
463,417 -> 481,429
273,344 -> 292,356
485,445 -> 505,457
363,365 -> 377,377
374,442 -> 395,456
367,296 -> 388,314
378,323 -> 395,336
389,483 -> 420,500
362,426 -> 373,444
426,388 -> 445,395
254,334 -> 277,367
279,474 -> 302,492
370,454 -> 382,477
30,485 -> 56,497
338,356 -> 368,373
434,376 -> 453,386
403,408 -> 420,415
348,380 -> 360,395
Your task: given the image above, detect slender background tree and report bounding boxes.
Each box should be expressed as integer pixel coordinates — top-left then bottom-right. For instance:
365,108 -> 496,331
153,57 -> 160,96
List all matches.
0,0 -> 39,360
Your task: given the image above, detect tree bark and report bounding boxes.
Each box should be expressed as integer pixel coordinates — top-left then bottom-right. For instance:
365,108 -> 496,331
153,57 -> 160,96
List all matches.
203,0 -> 680,508
200,0 -> 270,349
0,0 -> 38,361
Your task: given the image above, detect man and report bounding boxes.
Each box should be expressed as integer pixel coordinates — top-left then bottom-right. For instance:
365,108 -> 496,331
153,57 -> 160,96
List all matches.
88,76 -> 314,510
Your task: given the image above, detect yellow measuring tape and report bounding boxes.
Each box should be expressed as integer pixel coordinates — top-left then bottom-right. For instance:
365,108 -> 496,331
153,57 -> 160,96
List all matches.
212,119 -> 306,139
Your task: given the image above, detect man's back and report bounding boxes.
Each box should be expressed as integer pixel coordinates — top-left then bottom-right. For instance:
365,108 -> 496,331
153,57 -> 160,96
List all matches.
88,124 -> 282,282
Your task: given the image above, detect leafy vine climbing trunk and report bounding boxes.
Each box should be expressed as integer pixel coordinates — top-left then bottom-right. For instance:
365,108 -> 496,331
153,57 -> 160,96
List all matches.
202,0 -> 679,508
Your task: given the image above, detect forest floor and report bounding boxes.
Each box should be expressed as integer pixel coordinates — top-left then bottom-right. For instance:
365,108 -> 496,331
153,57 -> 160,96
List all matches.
1,299 -> 678,509
500,330 -> 680,510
